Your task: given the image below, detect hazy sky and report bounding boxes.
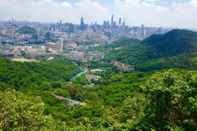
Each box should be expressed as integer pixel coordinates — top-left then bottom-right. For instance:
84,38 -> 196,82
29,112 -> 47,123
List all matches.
0,0 -> 197,28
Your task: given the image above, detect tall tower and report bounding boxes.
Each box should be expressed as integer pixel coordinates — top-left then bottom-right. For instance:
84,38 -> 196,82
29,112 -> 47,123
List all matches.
80,17 -> 84,25
58,38 -> 64,52
60,20 -> 63,25
80,16 -> 85,31
111,15 -> 114,26
122,20 -> 126,27
141,24 -> 146,38
119,17 -> 122,25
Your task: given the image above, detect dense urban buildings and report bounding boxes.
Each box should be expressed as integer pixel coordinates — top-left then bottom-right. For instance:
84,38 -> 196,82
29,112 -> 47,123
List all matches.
0,15 -> 171,62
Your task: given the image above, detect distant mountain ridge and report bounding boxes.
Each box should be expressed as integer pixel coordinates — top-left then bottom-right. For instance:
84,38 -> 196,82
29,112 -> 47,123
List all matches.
143,29 -> 197,57
103,29 -> 197,71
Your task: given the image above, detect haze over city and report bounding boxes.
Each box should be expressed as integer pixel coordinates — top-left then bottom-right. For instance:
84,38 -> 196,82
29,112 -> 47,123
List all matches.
0,0 -> 197,28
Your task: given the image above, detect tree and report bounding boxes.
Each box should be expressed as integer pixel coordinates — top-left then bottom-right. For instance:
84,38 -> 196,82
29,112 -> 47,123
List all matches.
142,70 -> 197,130
0,89 -> 59,130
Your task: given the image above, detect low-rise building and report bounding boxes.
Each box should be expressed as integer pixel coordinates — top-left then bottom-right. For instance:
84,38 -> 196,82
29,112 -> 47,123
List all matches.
112,60 -> 135,72
65,42 -> 78,50
45,41 -> 63,53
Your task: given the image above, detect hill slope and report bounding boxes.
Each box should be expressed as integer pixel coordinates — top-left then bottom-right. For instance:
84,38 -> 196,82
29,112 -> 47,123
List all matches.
103,30 -> 197,71
17,26 -> 37,35
103,38 -> 149,64
143,29 -> 197,57
0,57 -> 80,89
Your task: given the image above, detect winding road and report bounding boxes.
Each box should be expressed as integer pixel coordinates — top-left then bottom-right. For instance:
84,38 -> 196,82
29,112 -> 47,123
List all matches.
71,67 -> 88,81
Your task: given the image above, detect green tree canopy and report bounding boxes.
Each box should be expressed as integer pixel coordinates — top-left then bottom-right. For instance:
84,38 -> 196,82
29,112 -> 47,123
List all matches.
0,89 -> 61,130
142,70 -> 197,130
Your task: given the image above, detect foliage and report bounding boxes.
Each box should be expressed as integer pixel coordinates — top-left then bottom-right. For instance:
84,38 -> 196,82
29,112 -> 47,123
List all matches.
103,38 -> 149,65
137,53 -> 197,71
100,30 -> 197,72
144,29 -> 197,57
1,29 -> 197,130
141,69 -> 197,130
0,57 -> 79,90
0,89 -> 61,130
0,53 -> 197,130
17,26 -> 37,35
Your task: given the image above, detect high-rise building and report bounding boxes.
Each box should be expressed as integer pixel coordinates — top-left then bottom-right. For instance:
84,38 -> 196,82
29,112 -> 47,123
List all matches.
59,20 -> 63,25
58,38 -> 64,52
122,20 -> 126,27
80,17 -> 84,25
80,16 -> 85,31
119,17 -> 122,25
111,15 -> 114,26
68,23 -> 74,33
141,24 -> 146,38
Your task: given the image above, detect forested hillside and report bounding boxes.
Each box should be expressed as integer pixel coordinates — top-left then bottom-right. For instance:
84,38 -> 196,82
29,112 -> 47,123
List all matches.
144,29 -> 197,57
17,26 -> 37,35
0,57 -> 80,89
103,38 -> 149,64
103,30 -> 197,71
0,30 -> 197,130
0,68 -> 196,130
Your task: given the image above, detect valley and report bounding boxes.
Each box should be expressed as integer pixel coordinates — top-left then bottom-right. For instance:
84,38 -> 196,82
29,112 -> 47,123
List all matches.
0,29 -> 197,130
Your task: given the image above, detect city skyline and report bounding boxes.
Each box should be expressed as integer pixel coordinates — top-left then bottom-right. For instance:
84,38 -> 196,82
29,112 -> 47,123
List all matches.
0,0 -> 197,28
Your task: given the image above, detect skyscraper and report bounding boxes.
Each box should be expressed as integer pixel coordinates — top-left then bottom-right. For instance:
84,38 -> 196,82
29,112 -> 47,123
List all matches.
80,16 -> 85,31
141,24 -> 146,38
119,17 -> 122,25
122,20 -> 126,27
58,38 -> 64,52
111,15 -> 114,26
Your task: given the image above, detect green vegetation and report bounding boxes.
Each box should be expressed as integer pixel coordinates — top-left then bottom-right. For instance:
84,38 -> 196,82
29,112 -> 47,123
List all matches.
0,89 -> 60,130
101,30 -> 197,71
17,26 -> 37,35
141,70 -> 197,130
0,57 -> 79,89
0,62 -> 196,130
103,38 -> 149,64
16,26 -> 38,40
0,29 -> 197,130
144,29 -> 197,57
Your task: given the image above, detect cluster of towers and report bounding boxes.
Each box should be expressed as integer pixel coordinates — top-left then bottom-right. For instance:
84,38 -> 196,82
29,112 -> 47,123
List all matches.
50,15 -> 128,33
79,15 -> 126,30
110,15 -> 126,27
